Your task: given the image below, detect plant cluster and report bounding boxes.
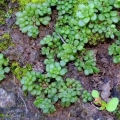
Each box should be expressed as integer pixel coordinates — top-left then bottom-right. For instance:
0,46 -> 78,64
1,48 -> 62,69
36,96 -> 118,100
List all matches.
20,70 -> 92,114
34,97 -> 56,114
16,2 -> 51,38
76,3 -> 97,27
40,33 -> 62,59
92,90 -> 119,112
46,61 -> 67,78
56,0 -> 77,16
0,53 -> 10,81
75,50 -> 100,75
108,39 -> 120,63
20,71 -> 50,95
81,90 -> 93,103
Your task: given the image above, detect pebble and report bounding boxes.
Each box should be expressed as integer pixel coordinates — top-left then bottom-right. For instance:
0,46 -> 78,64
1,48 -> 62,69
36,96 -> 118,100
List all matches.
101,82 -> 111,101
101,58 -> 108,64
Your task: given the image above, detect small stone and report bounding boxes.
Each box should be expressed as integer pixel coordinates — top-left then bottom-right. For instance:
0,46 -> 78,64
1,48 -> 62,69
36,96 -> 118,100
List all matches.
0,88 -> 7,100
15,109 -> 23,114
101,58 -> 108,64
106,116 -> 114,120
101,82 -> 111,101
0,88 -> 16,108
33,61 -> 44,73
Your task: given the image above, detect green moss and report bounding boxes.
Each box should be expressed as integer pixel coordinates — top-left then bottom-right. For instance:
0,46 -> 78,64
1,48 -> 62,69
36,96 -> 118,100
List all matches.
0,33 -> 13,51
88,33 -> 105,46
0,0 -> 6,25
0,113 -> 10,119
11,62 -> 32,80
0,17 -> 5,25
0,10 -> 6,25
0,0 -> 7,8
18,0 -> 47,8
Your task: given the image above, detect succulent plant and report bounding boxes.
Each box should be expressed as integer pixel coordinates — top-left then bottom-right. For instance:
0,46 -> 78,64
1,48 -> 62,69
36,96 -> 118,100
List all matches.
34,97 -> 56,114
0,53 -> 10,81
108,39 -> 120,63
75,50 -> 100,75
16,3 -> 51,38
76,3 -> 97,26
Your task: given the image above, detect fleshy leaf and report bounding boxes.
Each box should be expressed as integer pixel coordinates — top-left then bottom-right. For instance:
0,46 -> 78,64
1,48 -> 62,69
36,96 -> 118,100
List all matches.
106,98 -> 119,112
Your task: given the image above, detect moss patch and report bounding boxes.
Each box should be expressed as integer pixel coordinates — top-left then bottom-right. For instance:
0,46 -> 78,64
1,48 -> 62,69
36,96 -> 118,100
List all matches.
0,33 -> 13,51
88,33 -> 105,46
0,0 -> 7,25
11,62 -> 32,80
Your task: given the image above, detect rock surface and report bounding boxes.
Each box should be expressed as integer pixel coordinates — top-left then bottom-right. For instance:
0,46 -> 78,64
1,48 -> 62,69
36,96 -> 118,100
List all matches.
101,82 -> 111,102
0,88 -> 16,108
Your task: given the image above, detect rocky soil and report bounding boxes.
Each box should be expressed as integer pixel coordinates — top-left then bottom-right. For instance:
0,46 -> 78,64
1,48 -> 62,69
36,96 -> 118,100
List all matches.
0,1 -> 120,120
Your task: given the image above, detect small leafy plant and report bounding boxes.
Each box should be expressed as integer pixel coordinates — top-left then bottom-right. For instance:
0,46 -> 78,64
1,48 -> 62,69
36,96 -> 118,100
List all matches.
16,3 -> 51,38
34,97 -> 56,114
108,39 -> 120,63
58,78 -> 81,107
76,3 -> 97,26
81,90 -> 93,103
20,71 -> 50,96
75,50 -> 100,75
46,61 -> 68,78
92,90 -> 119,112
0,53 -> 10,81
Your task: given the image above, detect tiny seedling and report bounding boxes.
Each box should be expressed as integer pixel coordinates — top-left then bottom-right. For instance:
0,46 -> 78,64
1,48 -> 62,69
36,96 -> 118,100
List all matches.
92,90 -> 119,112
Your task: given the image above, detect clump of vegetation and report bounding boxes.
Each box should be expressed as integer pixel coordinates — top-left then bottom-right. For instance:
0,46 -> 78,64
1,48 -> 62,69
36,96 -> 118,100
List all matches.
15,2 -> 51,38
46,61 -> 67,78
0,11 -> 6,25
0,0 -> 7,25
88,33 -> 105,46
11,62 -> 32,80
20,70 -> 92,114
92,90 -> 119,112
0,33 -> 13,51
34,97 -> 56,114
108,39 -> 120,63
0,53 -> 10,81
21,71 -> 50,95
82,90 -> 93,103
76,3 -> 97,27
75,50 -> 100,75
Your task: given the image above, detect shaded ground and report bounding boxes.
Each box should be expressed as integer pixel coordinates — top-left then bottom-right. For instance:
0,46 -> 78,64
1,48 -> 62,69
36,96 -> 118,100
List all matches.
0,1 -> 120,120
